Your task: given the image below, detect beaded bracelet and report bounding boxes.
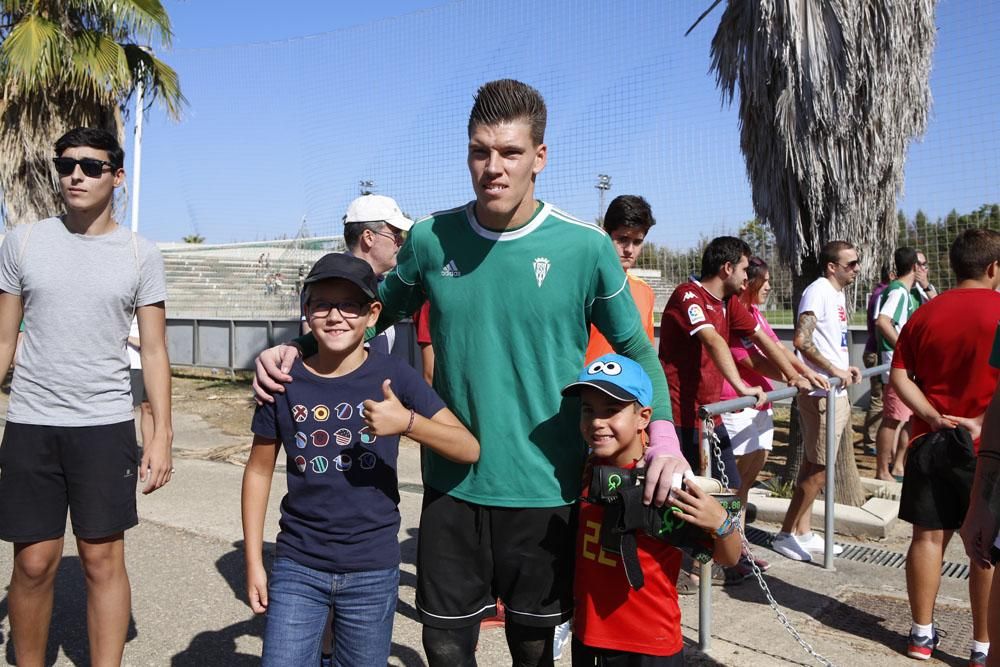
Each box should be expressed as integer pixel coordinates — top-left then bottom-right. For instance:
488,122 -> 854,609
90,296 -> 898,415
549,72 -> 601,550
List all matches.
403,408 -> 415,437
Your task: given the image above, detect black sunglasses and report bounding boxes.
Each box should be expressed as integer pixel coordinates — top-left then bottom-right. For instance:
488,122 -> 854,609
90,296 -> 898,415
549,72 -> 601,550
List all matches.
52,157 -> 115,178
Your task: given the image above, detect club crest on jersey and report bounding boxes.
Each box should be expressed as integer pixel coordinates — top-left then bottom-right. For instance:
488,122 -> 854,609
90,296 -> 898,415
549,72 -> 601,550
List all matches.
533,257 -> 551,287
441,259 -> 461,277
292,405 -> 308,422
359,426 -> 376,445
359,452 -> 377,470
310,456 -> 329,473
294,455 -> 307,473
312,430 -> 330,447
334,402 -> 353,420
294,432 -> 308,449
312,405 -> 330,422
356,402 -> 366,418
687,304 -> 706,325
334,428 -> 352,447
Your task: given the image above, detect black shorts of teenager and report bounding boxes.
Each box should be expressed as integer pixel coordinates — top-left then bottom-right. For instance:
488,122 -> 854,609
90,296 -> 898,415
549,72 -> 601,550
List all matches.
416,486 -> 576,629
572,637 -> 685,666
676,425 -> 741,490
0,421 -> 139,542
899,428 -> 976,530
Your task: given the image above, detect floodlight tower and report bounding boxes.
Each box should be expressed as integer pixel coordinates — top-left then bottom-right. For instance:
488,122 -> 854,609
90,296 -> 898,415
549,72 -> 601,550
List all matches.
359,180 -> 376,195
595,174 -> 612,220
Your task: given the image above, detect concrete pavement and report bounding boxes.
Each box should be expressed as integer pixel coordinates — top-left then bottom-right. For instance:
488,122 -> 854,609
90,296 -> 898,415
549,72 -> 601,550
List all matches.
0,413 -> 978,666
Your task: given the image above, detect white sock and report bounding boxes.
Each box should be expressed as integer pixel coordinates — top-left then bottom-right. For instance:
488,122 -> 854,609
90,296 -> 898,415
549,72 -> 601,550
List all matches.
911,622 -> 934,638
971,640 -> 990,654
796,532 -> 815,542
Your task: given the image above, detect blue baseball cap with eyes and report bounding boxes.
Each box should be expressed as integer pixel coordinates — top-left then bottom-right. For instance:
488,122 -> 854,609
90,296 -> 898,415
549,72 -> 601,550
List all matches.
561,353 -> 653,406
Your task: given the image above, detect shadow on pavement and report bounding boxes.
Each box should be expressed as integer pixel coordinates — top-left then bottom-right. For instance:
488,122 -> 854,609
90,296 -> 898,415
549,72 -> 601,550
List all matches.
171,540 -> 267,666
720,567 -> 965,667
0,555 -> 137,666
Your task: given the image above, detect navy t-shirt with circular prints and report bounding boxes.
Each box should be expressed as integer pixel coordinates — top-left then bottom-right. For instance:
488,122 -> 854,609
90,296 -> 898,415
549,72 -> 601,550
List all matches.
252,351 -> 445,573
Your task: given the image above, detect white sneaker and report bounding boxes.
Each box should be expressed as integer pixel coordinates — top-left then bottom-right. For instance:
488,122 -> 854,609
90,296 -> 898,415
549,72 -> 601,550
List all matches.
798,532 -> 844,555
772,532 -> 812,561
553,620 -> 571,660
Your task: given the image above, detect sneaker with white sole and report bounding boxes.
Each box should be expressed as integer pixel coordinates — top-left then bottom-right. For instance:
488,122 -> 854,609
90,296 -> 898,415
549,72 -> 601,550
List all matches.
907,628 -> 940,660
772,532 -> 812,562
799,532 -> 844,555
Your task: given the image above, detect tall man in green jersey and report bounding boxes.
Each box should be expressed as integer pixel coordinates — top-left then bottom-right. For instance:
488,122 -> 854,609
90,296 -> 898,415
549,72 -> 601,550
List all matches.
253,80 -> 688,666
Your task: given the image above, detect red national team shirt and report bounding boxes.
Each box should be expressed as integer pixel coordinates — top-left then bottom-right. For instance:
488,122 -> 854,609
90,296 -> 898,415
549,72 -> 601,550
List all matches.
574,461 -> 683,657
658,279 -> 759,427
892,288 -> 1000,450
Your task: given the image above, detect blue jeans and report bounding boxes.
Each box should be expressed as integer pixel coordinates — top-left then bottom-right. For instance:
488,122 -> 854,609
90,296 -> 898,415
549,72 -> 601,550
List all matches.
262,557 -> 399,667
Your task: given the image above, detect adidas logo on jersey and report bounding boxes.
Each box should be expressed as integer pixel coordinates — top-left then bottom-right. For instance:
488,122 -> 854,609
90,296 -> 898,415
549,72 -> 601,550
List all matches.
441,260 -> 461,277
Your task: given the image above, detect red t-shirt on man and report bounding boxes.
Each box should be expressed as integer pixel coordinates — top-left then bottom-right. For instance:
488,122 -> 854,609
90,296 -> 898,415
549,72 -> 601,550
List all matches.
658,279 -> 758,427
892,288 -> 1000,449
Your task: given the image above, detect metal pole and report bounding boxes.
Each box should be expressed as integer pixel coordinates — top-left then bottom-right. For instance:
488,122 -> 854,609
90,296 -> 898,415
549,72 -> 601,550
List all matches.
130,73 -> 145,233
698,425 -> 712,651
823,382 -> 838,571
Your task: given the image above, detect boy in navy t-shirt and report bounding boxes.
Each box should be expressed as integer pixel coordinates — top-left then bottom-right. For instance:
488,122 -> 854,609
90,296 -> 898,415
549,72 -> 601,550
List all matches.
241,253 -> 479,667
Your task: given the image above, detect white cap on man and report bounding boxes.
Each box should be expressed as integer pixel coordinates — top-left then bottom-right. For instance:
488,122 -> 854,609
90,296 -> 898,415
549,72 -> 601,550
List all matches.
344,194 -> 413,232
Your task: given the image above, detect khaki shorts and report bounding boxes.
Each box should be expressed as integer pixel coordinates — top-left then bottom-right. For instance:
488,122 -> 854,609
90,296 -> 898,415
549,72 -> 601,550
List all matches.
798,393 -> 851,466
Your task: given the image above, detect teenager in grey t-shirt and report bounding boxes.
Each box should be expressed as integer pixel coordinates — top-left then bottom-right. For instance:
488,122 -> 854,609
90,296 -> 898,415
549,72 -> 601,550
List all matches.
0,218 -> 167,425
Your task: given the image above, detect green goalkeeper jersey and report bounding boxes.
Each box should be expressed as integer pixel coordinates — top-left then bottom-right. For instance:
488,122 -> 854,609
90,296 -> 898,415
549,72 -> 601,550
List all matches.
378,201 -> 648,507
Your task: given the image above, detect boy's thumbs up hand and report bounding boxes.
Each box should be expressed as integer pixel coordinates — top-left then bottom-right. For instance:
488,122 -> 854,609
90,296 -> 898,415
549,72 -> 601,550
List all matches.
363,379 -> 411,436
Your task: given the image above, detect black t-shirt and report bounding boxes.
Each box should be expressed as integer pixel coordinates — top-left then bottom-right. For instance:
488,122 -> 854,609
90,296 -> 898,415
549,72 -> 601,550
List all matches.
252,351 -> 445,572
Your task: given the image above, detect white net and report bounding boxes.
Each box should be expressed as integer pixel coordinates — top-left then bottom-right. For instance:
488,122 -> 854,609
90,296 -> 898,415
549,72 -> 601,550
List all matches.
124,0 -> 998,320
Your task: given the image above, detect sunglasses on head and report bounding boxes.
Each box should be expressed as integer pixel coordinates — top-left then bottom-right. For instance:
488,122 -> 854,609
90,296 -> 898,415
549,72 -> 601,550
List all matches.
52,157 -> 115,178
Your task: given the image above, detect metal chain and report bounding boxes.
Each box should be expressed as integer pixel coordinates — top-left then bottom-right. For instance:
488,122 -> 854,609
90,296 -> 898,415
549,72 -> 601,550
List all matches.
703,416 -> 835,667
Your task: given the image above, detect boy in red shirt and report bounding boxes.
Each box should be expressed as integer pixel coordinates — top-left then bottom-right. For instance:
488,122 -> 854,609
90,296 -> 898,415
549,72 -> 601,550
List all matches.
891,228 -> 1000,664
563,354 -> 741,664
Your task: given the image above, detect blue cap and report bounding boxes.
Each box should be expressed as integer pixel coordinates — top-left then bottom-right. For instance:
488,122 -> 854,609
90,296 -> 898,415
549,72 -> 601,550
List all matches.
561,354 -> 653,406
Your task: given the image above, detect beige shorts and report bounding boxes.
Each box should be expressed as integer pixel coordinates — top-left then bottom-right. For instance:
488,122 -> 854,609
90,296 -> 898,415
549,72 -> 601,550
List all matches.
798,393 -> 851,466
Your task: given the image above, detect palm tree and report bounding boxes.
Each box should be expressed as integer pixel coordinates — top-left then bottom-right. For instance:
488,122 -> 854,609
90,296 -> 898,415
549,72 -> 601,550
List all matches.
690,0 -> 937,504
0,0 -> 185,227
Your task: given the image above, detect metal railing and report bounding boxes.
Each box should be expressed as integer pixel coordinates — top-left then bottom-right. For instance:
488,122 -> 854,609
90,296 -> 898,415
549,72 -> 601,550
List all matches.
694,363 -> 890,655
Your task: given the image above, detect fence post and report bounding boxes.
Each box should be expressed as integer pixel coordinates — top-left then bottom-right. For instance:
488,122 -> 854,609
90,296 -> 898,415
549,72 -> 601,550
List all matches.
699,425 -> 712,651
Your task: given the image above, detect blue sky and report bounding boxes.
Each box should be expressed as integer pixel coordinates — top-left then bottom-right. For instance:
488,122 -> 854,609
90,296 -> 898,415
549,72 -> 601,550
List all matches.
126,0 -> 999,246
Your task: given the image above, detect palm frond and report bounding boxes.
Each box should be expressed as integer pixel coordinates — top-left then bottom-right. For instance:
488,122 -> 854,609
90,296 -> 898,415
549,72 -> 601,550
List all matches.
704,0 -> 937,278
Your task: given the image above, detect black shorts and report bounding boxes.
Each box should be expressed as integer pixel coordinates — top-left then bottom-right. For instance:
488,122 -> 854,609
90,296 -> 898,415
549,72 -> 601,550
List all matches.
0,421 -> 139,542
571,637 -> 685,666
677,425 -> 741,490
899,428 -> 977,530
130,368 -> 146,406
416,486 -> 576,629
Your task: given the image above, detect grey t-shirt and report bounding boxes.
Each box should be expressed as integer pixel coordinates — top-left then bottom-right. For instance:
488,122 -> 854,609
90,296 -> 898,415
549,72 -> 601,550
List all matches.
0,218 -> 167,426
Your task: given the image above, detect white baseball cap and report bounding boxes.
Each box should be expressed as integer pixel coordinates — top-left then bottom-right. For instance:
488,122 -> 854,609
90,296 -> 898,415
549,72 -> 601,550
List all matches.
344,194 -> 413,232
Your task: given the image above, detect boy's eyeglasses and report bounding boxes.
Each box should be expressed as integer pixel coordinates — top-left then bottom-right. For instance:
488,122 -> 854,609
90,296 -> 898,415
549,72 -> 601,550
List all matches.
307,300 -> 371,319
837,260 -> 861,270
52,157 -> 115,178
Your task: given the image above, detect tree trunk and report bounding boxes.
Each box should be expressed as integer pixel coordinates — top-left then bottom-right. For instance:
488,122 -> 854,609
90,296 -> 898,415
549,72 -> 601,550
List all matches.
834,411 -> 867,506
784,396 -> 803,484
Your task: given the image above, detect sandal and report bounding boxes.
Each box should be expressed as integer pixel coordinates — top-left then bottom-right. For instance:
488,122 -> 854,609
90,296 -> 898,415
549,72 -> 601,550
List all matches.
676,569 -> 698,595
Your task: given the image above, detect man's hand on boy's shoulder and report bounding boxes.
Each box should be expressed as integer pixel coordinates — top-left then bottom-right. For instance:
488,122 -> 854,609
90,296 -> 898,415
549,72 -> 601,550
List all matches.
252,343 -> 302,404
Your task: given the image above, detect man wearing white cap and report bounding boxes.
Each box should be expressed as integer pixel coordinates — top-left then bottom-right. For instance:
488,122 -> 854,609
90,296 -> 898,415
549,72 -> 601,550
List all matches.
342,194 -> 413,278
